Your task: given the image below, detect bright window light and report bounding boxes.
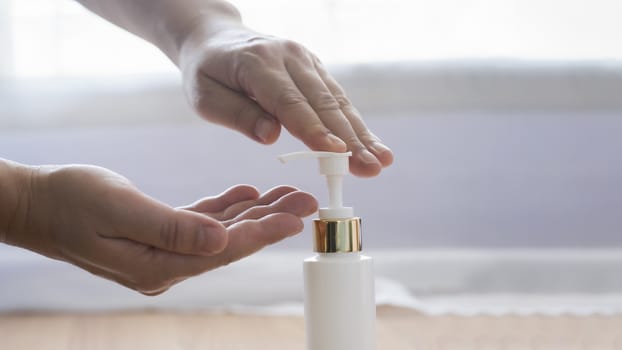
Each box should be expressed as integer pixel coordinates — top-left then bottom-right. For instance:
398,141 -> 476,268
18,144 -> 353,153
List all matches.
8,0 -> 177,78
3,0 -> 622,78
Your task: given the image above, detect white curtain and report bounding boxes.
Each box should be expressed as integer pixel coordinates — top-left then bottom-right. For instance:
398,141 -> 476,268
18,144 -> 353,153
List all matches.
2,0 -> 622,79
2,0 -> 622,128
2,0 -> 175,79
0,1 -> 13,76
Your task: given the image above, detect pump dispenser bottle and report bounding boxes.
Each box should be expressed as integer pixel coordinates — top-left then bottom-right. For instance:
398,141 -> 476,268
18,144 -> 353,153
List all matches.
279,151 -> 376,350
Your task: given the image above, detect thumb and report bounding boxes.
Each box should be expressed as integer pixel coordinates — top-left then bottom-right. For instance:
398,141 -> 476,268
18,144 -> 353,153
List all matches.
152,208 -> 229,256
188,74 -> 281,144
106,194 -> 228,256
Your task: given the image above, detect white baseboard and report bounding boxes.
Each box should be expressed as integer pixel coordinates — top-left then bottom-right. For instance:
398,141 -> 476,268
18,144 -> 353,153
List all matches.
1,248 -> 621,314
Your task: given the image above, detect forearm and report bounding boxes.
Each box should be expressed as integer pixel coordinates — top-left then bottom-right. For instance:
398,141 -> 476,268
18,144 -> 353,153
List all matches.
76,0 -> 242,64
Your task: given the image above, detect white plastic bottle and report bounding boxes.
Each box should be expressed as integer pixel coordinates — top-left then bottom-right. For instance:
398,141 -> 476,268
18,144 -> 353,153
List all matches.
279,151 -> 376,350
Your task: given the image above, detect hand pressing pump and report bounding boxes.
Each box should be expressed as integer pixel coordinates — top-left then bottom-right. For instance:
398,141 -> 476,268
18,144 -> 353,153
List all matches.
279,151 -> 376,350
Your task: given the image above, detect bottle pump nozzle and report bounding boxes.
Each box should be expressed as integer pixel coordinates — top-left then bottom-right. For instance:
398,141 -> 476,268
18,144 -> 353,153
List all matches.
278,151 -> 353,219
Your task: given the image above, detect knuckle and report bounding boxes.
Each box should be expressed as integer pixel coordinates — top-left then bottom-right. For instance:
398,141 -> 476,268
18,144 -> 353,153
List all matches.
310,53 -> 323,65
345,136 -> 366,151
233,48 -> 268,89
295,123 -> 330,141
275,88 -> 307,112
333,94 -> 353,109
188,82 -> 219,121
281,39 -> 306,55
236,49 -> 266,68
246,37 -> 274,57
359,131 -> 379,145
310,92 -> 340,112
159,216 -> 181,251
234,102 -> 260,129
236,37 -> 276,67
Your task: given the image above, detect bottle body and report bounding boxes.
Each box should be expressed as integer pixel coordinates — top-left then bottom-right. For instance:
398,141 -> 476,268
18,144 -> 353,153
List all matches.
303,253 -> 376,350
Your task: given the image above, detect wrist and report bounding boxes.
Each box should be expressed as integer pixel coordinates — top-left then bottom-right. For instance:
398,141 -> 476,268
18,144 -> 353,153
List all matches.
155,0 -> 243,65
0,160 -> 36,245
0,160 -> 54,255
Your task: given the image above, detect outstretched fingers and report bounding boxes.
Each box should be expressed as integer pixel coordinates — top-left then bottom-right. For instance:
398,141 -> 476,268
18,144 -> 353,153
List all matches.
313,60 -> 394,170
99,190 -> 228,257
215,212 -> 305,266
182,185 -> 260,216
150,210 -> 311,285
219,186 -> 300,222
286,58 -> 384,177
240,59 -> 347,153
186,185 -> 302,222
162,212 -> 306,279
241,50 -> 392,177
146,190 -> 317,282
222,190 -> 317,226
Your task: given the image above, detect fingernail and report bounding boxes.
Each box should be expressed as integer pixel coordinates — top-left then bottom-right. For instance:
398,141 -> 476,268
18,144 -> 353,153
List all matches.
370,141 -> 391,156
360,149 -> 379,165
369,142 -> 394,166
285,218 -> 304,237
200,224 -> 227,254
327,133 -> 347,150
255,117 -> 276,143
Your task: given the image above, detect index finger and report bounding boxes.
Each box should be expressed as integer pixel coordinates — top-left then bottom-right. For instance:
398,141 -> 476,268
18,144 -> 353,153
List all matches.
243,63 -> 347,153
285,58 -> 383,177
157,213 -> 305,278
313,60 -> 394,169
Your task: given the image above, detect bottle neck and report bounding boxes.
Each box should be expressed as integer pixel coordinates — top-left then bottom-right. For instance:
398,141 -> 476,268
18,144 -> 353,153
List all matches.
312,217 -> 362,253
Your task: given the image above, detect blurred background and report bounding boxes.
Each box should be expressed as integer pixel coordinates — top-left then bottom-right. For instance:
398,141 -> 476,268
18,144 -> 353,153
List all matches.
1,0 -> 621,313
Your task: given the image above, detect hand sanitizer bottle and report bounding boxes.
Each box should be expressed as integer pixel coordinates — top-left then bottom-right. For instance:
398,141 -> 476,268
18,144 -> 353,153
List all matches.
279,151 -> 376,350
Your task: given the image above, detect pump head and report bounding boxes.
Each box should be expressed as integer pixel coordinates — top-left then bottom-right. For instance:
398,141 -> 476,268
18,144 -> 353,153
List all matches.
278,151 -> 354,219
279,151 -> 362,253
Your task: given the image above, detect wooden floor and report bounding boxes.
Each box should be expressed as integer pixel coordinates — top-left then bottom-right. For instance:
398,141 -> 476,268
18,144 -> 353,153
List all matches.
1,307 -> 621,349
